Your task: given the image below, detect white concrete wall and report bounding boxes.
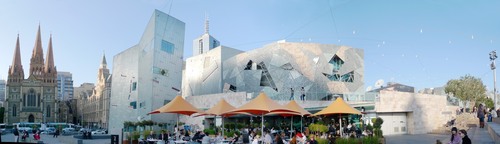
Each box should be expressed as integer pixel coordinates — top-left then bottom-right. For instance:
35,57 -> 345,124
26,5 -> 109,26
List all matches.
375,90 -> 458,134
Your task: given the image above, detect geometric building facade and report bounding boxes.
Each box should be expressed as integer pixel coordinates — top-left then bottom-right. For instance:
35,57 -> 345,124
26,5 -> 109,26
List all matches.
183,41 -> 364,100
4,25 -> 58,124
109,9 -> 185,137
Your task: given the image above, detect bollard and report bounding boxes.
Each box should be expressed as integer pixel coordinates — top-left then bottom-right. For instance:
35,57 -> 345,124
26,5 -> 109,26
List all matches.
78,139 -> 83,144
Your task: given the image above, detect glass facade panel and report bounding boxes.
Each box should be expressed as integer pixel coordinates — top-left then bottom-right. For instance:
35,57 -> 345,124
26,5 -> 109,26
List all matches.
161,40 -> 175,54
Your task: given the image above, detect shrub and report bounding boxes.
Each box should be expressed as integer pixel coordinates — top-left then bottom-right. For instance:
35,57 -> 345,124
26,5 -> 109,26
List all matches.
143,130 -> 152,139
316,138 -> 328,144
335,137 -> 359,144
132,131 -> 141,140
373,117 -> 384,129
361,136 -> 379,144
204,128 -> 216,135
374,129 -> 383,138
372,117 -> 384,138
366,123 -> 373,132
308,123 -> 328,134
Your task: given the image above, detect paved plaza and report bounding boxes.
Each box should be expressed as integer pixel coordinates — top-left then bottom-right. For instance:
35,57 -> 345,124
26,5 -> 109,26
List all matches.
386,127 -> 494,144
1,133 -> 111,144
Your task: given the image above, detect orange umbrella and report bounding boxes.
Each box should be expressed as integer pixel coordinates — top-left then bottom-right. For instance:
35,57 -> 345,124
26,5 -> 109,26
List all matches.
148,96 -> 203,115
226,92 -> 299,136
228,92 -> 298,115
313,97 -> 361,136
194,99 -> 251,136
148,95 -> 202,134
313,97 -> 361,115
266,100 -> 311,137
197,99 -> 249,117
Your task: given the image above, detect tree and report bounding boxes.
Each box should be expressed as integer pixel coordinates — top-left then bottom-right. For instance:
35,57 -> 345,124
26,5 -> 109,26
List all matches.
445,75 -> 487,109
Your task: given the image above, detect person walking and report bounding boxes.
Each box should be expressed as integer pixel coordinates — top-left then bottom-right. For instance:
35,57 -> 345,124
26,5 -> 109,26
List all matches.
300,87 -> 305,101
477,104 -> 485,128
459,129 -> 471,144
289,88 -> 295,100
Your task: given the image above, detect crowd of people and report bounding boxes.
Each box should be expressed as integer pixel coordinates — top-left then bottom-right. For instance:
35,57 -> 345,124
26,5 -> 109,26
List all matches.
11,128 -> 43,143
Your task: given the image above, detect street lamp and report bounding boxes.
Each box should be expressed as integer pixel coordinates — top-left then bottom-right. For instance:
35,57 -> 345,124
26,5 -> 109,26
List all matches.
490,50 -> 498,109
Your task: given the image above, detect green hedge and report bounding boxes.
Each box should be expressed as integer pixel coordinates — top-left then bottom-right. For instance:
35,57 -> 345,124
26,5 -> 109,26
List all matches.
204,128 -> 216,135
335,137 -> 379,144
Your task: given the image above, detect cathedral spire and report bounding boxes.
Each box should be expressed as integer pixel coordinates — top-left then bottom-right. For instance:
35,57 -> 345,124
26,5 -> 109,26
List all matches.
44,34 -> 55,73
30,24 -> 45,77
32,24 -> 44,60
10,34 -> 24,75
100,52 -> 107,69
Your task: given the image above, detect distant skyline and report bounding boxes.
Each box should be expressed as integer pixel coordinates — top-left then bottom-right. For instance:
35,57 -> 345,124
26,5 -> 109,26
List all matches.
1,0 -> 499,91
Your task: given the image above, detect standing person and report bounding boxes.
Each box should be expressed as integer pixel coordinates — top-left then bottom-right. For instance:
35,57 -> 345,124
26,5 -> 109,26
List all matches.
447,127 -> 461,144
488,109 -> 493,122
174,125 -> 179,140
497,108 -> 500,118
289,88 -> 295,100
459,129 -> 471,144
491,107 -> 497,119
13,128 -> 19,142
477,104 -> 485,128
300,87 -> 306,101
159,130 -> 169,143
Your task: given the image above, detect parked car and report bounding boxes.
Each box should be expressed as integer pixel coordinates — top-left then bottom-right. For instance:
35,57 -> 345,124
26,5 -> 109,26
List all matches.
41,128 -> 56,135
79,128 -> 90,133
91,130 -> 106,135
62,128 -> 75,133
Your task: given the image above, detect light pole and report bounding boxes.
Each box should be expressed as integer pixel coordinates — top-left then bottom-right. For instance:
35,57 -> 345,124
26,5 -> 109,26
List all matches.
490,50 -> 498,109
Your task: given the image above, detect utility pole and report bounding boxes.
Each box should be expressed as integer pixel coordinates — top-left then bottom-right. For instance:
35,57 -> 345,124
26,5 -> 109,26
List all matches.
490,50 -> 498,109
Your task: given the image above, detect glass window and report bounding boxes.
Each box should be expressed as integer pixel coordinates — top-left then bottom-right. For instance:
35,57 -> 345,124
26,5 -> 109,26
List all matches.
153,67 -> 168,76
129,101 -> 137,109
132,82 -> 137,91
47,106 -> 51,117
160,40 -> 175,54
329,55 -> 344,71
13,104 -> 17,117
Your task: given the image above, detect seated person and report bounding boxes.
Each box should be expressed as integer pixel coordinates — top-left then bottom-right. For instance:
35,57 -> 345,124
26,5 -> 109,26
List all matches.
230,133 -> 240,144
147,131 -> 157,144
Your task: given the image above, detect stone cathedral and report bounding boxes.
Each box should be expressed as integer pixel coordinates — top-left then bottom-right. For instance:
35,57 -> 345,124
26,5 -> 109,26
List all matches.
4,25 -> 57,123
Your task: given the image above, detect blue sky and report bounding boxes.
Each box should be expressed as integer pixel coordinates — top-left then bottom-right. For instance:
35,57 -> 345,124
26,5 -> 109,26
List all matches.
0,0 -> 499,91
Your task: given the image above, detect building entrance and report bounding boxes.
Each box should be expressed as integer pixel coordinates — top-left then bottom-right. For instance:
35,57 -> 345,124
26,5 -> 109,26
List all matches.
28,114 -> 35,122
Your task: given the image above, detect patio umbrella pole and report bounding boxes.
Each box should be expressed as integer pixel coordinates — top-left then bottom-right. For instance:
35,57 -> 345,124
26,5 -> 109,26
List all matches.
339,114 -> 342,137
300,116 -> 303,132
290,116 -> 293,139
222,116 -> 225,138
261,114 -> 264,137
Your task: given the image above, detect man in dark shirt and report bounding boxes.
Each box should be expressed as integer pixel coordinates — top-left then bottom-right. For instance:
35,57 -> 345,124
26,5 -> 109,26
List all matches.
13,128 -> 19,142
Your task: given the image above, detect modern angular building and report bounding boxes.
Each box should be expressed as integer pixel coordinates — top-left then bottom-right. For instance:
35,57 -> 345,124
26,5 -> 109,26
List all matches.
192,17 -> 220,56
109,10 -> 185,136
4,25 -> 58,123
57,71 -> 74,100
183,41 -> 364,100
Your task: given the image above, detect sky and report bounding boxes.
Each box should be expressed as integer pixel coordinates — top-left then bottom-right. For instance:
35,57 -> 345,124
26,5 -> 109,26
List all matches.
0,0 -> 499,92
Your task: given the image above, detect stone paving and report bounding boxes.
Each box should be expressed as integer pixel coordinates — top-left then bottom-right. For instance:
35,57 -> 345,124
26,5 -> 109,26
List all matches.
386,127 -> 494,144
1,133 -> 111,144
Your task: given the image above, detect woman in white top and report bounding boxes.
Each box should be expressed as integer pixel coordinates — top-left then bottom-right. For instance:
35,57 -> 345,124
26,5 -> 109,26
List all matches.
252,135 -> 260,144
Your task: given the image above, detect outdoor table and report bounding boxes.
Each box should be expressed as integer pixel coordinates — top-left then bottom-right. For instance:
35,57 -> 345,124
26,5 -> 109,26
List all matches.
147,139 -> 160,144
174,140 -> 188,144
